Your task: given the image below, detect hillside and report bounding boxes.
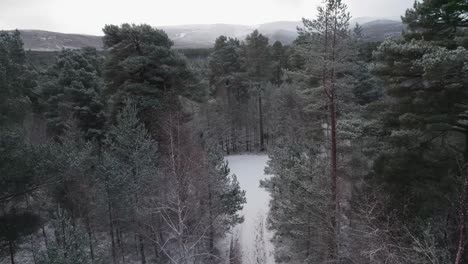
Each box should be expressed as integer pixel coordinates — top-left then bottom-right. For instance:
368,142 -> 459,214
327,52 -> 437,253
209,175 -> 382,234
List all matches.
360,19 -> 405,42
16,18 -> 404,51
19,30 -> 103,51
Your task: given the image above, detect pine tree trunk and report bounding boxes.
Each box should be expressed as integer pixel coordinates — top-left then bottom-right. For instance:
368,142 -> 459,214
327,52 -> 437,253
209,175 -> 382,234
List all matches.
329,95 -> 338,212
329,91 -> 339,261
330,6 -> 351,262
321,5 -> 337,261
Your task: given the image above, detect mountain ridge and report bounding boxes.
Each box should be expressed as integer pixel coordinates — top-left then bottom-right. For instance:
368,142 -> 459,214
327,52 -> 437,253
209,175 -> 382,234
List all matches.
11,18 -> 404,51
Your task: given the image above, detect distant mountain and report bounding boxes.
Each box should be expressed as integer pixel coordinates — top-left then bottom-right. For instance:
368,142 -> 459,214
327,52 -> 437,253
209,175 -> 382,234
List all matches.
160,24 -> 254,48
19,30 -> 103,51
360,19 -> 405,42
255,21 -> 302,45
14,18 -> 404,51
257,21 -> 302,33
350,16 -> 400,25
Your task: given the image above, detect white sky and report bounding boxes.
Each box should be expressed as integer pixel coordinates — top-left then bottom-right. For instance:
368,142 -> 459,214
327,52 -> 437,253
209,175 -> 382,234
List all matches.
0,0 -> 415,35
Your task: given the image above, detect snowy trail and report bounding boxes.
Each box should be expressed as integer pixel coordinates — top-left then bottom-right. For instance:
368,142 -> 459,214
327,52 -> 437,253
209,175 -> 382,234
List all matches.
225,154 -> 275,264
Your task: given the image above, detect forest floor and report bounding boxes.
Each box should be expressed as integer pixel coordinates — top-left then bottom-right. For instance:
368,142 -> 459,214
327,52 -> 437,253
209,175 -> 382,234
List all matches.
223,154 -> 275,264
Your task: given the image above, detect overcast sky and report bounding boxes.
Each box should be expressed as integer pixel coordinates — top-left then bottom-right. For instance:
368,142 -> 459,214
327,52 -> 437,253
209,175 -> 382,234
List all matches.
1,0 -> 414,35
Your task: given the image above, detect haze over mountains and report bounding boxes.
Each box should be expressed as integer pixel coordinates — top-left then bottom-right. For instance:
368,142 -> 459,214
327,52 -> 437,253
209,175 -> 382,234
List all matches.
17,17 -> 404,51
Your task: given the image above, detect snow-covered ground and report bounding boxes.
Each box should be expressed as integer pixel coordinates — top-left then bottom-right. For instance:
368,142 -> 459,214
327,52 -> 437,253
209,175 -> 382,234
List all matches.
224,154 -> 275,264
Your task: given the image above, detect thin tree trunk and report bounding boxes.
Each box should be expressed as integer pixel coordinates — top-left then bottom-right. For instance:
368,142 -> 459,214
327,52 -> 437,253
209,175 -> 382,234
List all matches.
456,133 -> 468,264
25,196 -> 38,264
106,188 -> 117,264
85,215 -> 95,262
208,182 -> 215,260
329,91 -> 338,260
159,230 -> 165,261
131,165 -> 146,264
9,240 -> 15,264
151,217 -> 160,261
61,210 -> 68,259
455,164 -> 468,264
330,0 -> 339,220
455,132 -> 468,264
139,232 -> 146,264
259,91 -> 265,151
253,100 -> 259,150
330,10 -> 339,261
226,137 -> 230,155
306,212 -> 311,258
30,237 -> 38,264
153,241 -> 159,262
329,95 -> 337,211
117,227 -> 125,264
41,224 -> 49,250
232,124 -> 237,153
245,126 -> 249,152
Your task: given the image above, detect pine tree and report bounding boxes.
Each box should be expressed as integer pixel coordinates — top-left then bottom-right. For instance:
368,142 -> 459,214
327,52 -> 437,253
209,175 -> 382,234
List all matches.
208,36 -> 248,153
102,23 -> 201,129
243,30 -> 273,151
372,2 -> 468,260
261,83 -> 332,263
101,101 -> 158,264
403,0 -> 468,42
203,143 -> 246,257
271,40 -> 287,85
0,212 -> 41,264
0,30 -> 35,126
0,127 -> 61,264
38,213 -> 93,264
38,48 -> 106,141
297,0 -> 354,260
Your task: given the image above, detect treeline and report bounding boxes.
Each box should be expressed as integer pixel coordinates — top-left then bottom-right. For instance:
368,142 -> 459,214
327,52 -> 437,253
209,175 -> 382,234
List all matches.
0,25 -> 246,264
260,0 -> 468,263
200,31 -> 290,153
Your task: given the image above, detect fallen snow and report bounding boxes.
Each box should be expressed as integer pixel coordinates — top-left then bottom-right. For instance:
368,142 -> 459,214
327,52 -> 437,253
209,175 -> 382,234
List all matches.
224,154 -> 275,264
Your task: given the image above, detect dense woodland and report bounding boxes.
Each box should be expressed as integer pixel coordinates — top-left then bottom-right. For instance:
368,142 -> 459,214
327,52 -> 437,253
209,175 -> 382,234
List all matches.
2,0 -> 468,263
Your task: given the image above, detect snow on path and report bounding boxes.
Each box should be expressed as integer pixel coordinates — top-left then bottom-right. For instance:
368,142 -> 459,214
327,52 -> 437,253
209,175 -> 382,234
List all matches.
225,154 -> 275,264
